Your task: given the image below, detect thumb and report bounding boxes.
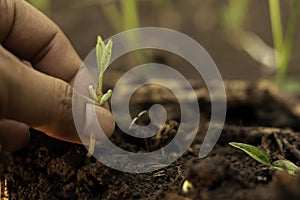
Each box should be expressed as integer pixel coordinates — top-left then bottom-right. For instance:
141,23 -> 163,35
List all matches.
0,46 -> 114,144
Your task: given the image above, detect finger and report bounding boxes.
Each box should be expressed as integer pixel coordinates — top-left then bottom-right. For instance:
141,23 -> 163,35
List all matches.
0,46 -> 114,144
0,0 -> 81,83
0,119 -> 30,152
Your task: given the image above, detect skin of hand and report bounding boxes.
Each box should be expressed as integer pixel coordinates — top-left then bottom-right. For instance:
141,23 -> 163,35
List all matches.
0,0 -> 115,152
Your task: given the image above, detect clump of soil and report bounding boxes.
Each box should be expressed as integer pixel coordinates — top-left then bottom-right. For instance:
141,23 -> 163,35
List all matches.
1,80 -> 300,199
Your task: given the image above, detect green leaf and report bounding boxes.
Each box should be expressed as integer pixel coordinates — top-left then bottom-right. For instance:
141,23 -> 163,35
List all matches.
88,85 -> 99,103
272,160 -> 299,175
99,89 -> 112,105
229,142 -> 272,166
96,36 -> 105,71
100,39 -> 113,73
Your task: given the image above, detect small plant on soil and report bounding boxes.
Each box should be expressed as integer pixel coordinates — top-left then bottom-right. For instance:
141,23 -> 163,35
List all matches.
86,36 -> 113,159
229,142 -> 300,175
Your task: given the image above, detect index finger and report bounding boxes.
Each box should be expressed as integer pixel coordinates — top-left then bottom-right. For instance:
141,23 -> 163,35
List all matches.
0,0 -> 81,82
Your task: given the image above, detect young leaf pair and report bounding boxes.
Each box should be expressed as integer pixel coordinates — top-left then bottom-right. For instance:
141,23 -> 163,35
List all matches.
229,142 -> 299,175
88,36 -> 113,106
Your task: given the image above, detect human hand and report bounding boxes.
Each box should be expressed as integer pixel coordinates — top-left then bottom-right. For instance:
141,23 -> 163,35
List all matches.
0,0 -> 115,152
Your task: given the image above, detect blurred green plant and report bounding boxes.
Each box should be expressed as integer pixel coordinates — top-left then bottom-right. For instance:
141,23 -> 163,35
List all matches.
229,142 -> 300,175
28,0 -> 50,14
102,0 -> 139,32
269,0 -> 299,86
221,0 -> 276,70
222,0 -> 249,31
222,0 -> 300,92
102,0 -> 147,66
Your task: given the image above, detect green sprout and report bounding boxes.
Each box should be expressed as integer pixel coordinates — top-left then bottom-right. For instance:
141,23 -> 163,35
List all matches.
86,36 -> 113,161
222,0 -> 299,92
269,0 -> 299,86
129,110 -> 150,151
89,36 -> 113,106
129,110 -> 147,130
229,142 -> 300,175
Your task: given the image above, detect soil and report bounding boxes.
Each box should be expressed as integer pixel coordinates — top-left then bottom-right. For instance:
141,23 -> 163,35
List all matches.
1,80 -> 300,199
2,0 -> 300,199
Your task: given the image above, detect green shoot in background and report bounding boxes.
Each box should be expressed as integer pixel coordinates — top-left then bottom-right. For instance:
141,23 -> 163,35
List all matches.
222,0 -> 249,32
222,0 -> 299,92
269,0 -> 299,86
102,0 -> 139,32
229,142 -> 299,175
101,0 -> 148,66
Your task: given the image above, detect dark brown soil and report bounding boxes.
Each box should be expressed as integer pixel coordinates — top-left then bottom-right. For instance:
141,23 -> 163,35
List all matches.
1,80 -> 300,199
2,0 -> 300,199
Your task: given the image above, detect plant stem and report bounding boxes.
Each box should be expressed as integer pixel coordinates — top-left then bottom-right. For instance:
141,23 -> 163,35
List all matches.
121,0 -> 139,30
97,73 -> 104,100
279,0 -> 299,84
269,0 -> 284,83
223,0 -> 248,31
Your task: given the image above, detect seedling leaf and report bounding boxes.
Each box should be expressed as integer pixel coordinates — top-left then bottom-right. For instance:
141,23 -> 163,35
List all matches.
88,85 -> 99,102
101,39 -> 113,74
272,160 -> 299,175
229,142 -> 272,166
96,36 -> 105,71
99,89 -> 112,106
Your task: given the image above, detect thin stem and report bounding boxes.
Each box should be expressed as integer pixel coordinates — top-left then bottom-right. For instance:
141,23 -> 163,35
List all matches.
269,0 -> 284,83
269,0 -> 284,51
279,0 -> 299,84
269,0 -> 286,85
121,0 -> 139,30
97,73 -> 104,101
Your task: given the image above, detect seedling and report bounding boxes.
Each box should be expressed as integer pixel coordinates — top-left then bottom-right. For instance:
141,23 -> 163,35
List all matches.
86,36 -> 113,160
129,110 -> 147,130
222,0 -> 300,91
89,36 -> 113,105
229,142 -> 300,175
269,0 -> 299,86
129,110 -> 150,151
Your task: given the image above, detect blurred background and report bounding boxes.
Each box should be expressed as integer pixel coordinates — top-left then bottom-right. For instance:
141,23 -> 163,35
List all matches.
27,0 -> 300,84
